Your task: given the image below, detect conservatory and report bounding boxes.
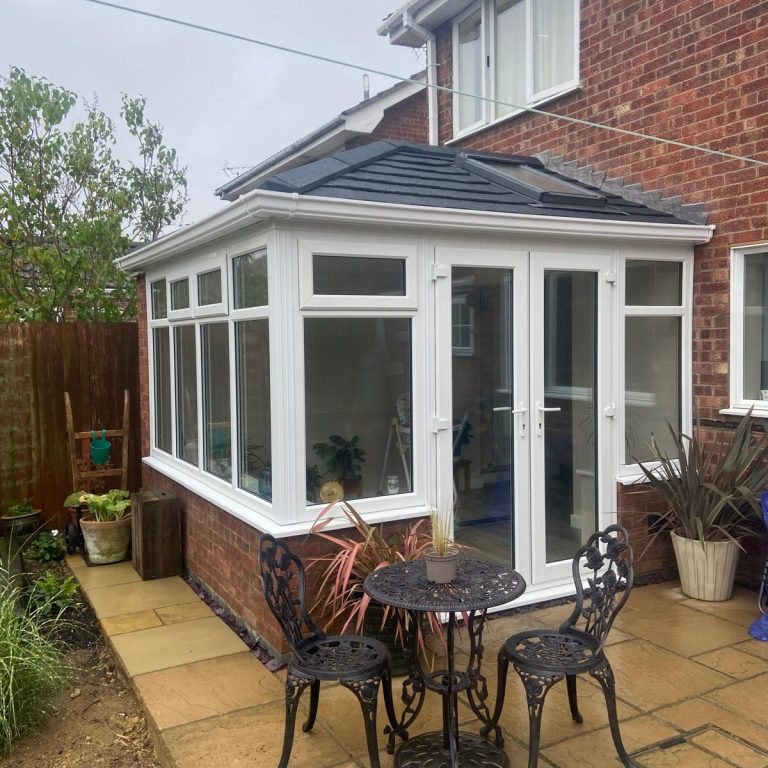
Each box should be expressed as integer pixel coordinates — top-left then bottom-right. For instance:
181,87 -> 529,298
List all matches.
121,141 -> 713,603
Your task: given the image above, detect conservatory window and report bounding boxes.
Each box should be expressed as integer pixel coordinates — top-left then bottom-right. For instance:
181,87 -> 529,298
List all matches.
152,328 -> 171,453
170,278 -> 190,311
197,269 -> 222,306
624,260 -> 684,466
174,325 -> 198,465
304,317 -> 412,503
453,0 -> 578,135
313,254 -> 406,297
236,319 -> 272,499
151,279 -> 167,319
731,246 -> 768,412
201,322 -> 231,481
233,250 -> 268,309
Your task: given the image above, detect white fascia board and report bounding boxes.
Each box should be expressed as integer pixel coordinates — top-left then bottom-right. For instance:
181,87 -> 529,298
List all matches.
378,0 -> 471,45
119,189 -> 714,272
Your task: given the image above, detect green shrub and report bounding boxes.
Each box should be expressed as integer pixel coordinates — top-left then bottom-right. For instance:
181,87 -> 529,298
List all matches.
27,571 -> 78,617
25,531 -> 66,563
0,564 -> 68,754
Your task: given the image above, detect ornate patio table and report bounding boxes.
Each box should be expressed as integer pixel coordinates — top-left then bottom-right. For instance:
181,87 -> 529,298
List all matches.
363,558 -> 526,768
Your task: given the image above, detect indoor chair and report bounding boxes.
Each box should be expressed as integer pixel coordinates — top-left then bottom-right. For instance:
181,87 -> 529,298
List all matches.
488,524 -> 638,768
258,534 -> 398,768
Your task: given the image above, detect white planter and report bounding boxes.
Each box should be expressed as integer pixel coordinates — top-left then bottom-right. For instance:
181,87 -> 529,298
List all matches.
424,547 -> 459,583
671,531 -> 740,601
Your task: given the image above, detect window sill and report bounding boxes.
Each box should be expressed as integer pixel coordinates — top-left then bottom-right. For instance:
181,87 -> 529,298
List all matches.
616,472 -> 651,486
447,83 -> 582,146
720,407 -> 768,418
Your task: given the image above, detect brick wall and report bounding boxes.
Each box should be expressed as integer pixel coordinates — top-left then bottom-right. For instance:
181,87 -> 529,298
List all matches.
346,89 -> 428,148
428,0 -> 768,579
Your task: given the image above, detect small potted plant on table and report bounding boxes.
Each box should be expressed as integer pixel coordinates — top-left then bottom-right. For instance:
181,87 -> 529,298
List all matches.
63,490 -> 131,565
424,509 -> 460,583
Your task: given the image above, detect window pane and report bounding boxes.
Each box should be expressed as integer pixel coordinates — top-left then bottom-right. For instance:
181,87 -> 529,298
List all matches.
198,269 -> 222,306
152,328 -> 171,452
304,318 -> 412,504
625,316 -> 681,463
233,250 -> 268,309
174,325 -> 198,465
202,323 -> 231,481
533,0 -> 575,93
457,8 -> 483,130
151,279 -> 167,319
495,0 -> 526,117
236,320 -> 272,500
626,260 -> 682,306
170,278 -> 190,310
743,252 -> 768,400
313,255 -> 405,296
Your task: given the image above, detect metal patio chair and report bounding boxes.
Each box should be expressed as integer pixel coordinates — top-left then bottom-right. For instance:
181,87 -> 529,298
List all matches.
487,524 -> 638,768
258,534 -> 398,768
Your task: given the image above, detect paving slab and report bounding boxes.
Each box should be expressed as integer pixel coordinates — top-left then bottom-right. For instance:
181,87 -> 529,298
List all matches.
101,609 -> 163,636
86,576 -> 199,618
111,616 -> 248,676
73,560 -> 141,590
134,652 -> 284,731
155,601 -> 213,624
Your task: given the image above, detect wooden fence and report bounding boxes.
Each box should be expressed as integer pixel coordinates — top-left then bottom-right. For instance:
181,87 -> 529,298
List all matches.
0,323 -> 140,529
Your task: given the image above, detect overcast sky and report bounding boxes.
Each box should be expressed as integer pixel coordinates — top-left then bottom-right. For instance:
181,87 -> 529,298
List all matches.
2,0 -> 422,225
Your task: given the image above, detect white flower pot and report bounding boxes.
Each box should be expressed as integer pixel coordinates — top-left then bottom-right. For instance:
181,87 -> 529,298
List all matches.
424,547 -> 459,583
671,531 -> 740,601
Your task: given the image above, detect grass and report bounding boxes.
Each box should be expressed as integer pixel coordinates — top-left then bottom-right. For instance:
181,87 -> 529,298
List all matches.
0,557 -> 69,754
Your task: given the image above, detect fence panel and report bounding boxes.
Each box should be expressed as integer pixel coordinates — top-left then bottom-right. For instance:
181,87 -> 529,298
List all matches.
0,322 -> 140,529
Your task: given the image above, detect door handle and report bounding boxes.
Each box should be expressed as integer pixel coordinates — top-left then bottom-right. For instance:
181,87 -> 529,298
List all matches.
535,402 -> 561,436
493,403 -> 527,438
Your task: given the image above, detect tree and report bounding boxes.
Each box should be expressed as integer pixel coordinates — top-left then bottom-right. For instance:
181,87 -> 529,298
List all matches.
0,67 -> 187,321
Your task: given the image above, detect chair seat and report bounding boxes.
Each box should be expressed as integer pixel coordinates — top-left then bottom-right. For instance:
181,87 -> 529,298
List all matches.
292,634 -> 390,681
502,629 -> 603,675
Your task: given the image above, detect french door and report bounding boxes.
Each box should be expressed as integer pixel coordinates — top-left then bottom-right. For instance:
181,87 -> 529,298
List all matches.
436,246 -> 613,596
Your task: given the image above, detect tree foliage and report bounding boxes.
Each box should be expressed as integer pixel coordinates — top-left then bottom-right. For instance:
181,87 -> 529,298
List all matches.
0,67 -> 188,321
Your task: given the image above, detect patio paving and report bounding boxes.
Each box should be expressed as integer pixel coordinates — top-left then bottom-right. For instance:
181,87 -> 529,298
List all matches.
67,553 -> 768,767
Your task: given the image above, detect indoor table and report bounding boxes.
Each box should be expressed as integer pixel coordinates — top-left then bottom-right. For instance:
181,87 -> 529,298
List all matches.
364,558 -> 526,768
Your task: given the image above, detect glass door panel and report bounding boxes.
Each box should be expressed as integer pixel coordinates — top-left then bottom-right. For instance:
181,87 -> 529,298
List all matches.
451,266 -> 516,566
542,271 -> 597,563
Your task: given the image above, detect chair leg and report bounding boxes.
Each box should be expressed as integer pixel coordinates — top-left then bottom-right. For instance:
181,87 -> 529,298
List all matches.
515,666 -> 562,768
566,673 -> 583,723
341,676 -> 382,768
280,673 -> 313,768
302,680 -> 320,732
589,661 -> 640,768
481,649 -> 510,746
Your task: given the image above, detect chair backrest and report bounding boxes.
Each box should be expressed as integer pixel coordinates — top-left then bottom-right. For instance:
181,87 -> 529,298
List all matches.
258,534 -> 324,652
560,524 -> 633,648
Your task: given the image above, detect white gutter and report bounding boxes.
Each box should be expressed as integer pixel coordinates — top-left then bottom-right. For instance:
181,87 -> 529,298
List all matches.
119,189 -> 715,272
402,10 -> 439,146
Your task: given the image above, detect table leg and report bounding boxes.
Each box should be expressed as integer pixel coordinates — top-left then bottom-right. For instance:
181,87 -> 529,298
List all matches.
385,608 -> 425,754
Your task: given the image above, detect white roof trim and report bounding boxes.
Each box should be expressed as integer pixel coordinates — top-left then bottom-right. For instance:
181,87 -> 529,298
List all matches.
378,0 -> 471,46
119,188 -> 714,272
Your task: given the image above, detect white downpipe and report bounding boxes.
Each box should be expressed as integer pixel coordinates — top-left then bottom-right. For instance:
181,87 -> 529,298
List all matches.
403,10 -> 439,146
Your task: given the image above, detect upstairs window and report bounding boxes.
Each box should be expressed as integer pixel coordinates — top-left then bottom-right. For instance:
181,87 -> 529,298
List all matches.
453,0 -> 579,136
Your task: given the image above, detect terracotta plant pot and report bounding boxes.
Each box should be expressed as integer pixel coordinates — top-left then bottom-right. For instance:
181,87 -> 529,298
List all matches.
424,546 -> 459,583
80,514 -> 132,565
671,530 -> 740,601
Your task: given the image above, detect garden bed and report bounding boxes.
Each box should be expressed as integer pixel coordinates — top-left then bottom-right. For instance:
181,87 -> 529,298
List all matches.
2,555 -> 159,768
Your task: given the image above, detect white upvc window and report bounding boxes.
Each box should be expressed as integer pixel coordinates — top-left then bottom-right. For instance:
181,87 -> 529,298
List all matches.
145,236 -> 274,520
453,0 -> 579,137
729,243 -> 768,416
618,254 -> 692,480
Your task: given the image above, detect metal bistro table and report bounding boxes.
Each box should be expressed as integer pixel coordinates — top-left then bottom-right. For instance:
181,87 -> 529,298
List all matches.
364,558 -> 526,768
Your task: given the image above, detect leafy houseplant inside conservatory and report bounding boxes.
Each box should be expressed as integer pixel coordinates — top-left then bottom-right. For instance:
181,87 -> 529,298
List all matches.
313,435 -> 366,500
64,490 -> 132,565
637,410 -> 768,601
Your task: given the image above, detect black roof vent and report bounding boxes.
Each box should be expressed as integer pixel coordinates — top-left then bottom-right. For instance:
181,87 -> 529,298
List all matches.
461,154 -> 607,208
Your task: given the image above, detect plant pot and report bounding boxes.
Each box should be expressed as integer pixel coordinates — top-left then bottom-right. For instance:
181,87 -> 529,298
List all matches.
671,531 -> 740,601
80,514 -> 132,565
424,546 -> 459,583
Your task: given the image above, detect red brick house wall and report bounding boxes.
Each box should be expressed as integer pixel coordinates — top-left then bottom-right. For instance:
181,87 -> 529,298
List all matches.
347,88 -> 428,148
427,0 -> 767,578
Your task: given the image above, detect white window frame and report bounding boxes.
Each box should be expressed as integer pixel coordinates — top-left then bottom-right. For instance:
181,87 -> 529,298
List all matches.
616,250 -> 693,483
298,235 -> 418,310
452,0 -> 580,139
451,294 -> 475,356
727,242 -> 768,417
195,264 -> 228,317
168,275 -> 193,321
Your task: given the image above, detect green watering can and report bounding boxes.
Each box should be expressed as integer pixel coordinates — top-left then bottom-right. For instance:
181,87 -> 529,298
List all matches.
90,429 -> 111,466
